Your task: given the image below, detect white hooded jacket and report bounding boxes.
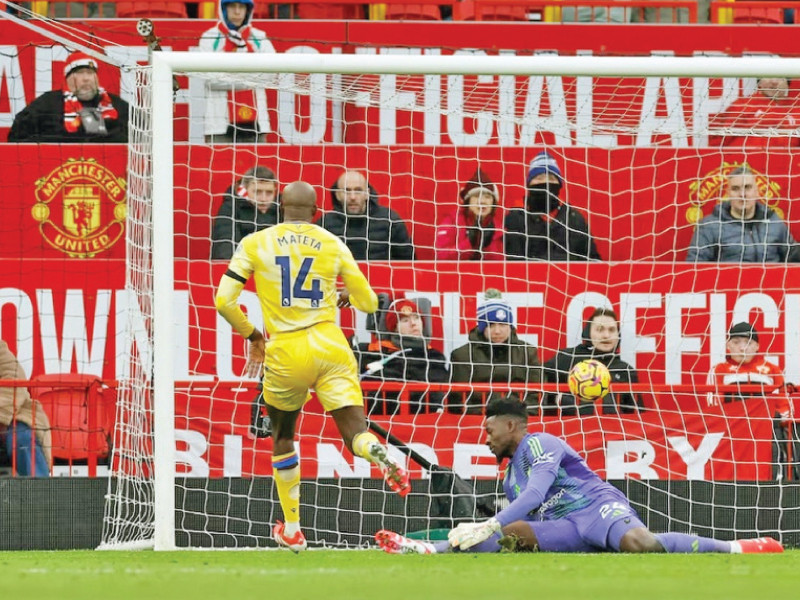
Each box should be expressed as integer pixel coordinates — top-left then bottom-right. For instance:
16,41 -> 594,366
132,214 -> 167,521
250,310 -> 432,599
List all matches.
197,0 -> 275,136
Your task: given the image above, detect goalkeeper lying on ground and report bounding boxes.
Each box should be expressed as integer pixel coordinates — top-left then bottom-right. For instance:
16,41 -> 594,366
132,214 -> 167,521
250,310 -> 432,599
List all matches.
376,396 -> 783,555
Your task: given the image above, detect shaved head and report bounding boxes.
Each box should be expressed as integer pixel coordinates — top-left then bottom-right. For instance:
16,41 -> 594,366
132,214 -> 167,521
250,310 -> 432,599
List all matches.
281,181 -> 318,222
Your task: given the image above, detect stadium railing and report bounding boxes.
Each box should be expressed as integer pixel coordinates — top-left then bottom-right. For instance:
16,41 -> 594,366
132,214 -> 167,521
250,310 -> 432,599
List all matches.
0,377 -> 112,477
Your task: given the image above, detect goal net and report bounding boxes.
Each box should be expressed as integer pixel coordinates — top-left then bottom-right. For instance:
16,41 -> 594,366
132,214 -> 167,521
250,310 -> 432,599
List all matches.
101,52 -> 800,550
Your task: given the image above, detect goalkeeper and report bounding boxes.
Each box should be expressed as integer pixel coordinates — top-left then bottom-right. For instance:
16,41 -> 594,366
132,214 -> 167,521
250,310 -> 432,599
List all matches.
216,181 -> 410,553
377,396 -> 783,555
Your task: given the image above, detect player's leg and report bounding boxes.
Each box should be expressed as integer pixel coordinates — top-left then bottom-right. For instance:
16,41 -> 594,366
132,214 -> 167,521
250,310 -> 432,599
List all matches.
262,332 -> 313,552
266,403 -> 307,552
629,530 -> 783,554
613,523 -> 781,553
314,322 -> 410,496
508,519 -> 598,553
375,519 -> 594,555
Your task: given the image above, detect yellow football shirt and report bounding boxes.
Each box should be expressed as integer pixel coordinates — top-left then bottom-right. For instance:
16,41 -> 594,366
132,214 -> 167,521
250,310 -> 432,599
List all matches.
215,222 -> 378,337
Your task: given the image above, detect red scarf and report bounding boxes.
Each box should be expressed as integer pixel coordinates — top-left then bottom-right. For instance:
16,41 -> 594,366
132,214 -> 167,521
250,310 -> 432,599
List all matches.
217,22 -> 258,126
63,89 -> 118,133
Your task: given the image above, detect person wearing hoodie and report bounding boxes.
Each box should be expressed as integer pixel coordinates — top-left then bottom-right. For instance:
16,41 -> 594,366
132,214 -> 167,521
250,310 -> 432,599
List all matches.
210,165 -> 279,259
504,151 -> 601,261
198,0 -> 276,143
687,165 -> 800,263
542,307 -> 641,416
435,168 -> 505,261
317,170 -> 415,261
449,290 -> 541,415
356,298 -> 448,414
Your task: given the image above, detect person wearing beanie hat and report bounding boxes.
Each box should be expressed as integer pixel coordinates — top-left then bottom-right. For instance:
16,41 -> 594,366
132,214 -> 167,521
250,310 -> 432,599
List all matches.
504,151 -> 601,261
8,50 -> 129,143
355,296 -> 448,414
707,322 -> 790,417
449,290 -> 541,415
199,0 -> 276,143
434,168 -> 504,261
542,307 -> 641,417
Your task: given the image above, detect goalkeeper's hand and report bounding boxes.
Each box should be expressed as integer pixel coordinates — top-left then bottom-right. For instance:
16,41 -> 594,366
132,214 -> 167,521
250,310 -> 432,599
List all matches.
447,518 -> 501,551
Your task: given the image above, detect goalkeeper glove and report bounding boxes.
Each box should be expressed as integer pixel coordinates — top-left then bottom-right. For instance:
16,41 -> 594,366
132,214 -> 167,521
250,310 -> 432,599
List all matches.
447,518 -> 501,551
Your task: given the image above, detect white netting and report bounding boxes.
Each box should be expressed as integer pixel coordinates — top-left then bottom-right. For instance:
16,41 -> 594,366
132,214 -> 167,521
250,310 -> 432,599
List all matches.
102,54 -> 800,550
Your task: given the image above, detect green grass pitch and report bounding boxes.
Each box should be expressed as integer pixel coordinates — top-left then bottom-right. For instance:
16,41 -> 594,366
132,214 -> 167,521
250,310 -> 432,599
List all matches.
0,549 -> 797,600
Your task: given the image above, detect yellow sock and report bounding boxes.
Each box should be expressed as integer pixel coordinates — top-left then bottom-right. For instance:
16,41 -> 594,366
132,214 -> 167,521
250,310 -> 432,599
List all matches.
272,451 -> 301,528
351,431 -> 381,461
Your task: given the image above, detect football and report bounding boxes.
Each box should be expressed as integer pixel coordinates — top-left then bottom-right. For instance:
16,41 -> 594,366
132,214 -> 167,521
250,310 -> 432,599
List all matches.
568,359 -> 611,403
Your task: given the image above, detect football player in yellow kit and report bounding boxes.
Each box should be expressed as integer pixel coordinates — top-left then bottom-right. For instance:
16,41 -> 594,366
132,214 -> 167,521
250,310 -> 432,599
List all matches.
215,181 -> 410,552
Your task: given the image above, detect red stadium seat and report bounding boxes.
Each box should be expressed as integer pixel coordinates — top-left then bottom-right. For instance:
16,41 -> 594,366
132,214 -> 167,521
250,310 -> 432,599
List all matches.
453,0 -> 528,20
731,7 -> 784,23
32,374 -> 114,466
295,4 -> 366,18
384,3 -> 443,19
116,1 -> 188,18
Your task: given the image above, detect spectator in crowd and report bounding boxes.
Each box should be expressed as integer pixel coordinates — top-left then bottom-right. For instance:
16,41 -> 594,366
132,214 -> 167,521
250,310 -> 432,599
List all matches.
356,298 -> 448,414
449,289 -> 541,415
211,165 -> 279,259
8,51 -> 129,143
687,165 -> 800,263
0,339 -> 51,476
435,168 -> 504,261
198,0 -> 276,143
706,322 -> 792,422
505,152 -> 601,261
317,170 -> 415,261
709,78 -> 800,148
542,307 -> 642,416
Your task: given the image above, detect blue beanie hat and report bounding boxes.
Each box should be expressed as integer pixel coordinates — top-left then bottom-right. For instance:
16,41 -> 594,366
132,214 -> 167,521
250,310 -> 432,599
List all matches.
477,299 -> 514,334
527,151 -> 564,187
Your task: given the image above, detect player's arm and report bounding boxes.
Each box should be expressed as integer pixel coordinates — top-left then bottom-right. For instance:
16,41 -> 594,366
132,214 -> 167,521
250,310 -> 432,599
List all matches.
493,437 -> 563,527
214,244 -> 264,378
338,242 -> 378,313
449,435 -> 564,550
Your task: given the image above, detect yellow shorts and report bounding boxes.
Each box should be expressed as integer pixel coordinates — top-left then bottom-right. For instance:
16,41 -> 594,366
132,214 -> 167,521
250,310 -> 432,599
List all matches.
262,321 -> 364,413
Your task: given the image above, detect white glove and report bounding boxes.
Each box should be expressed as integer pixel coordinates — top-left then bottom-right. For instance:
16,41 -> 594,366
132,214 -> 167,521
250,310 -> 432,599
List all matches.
448,518 -> 502,550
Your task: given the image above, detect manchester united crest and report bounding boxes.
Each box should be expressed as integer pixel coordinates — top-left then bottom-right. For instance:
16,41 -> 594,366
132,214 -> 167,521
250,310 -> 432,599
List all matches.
32,158 -> 126,258
687,162 -> 781,224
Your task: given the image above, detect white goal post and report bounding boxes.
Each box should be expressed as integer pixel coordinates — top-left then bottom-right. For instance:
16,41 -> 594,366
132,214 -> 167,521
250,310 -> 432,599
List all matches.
102,51 -> 800,551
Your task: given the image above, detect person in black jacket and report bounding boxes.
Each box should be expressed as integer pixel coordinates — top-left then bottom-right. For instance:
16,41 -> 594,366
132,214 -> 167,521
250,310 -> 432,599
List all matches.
356,298 -> 448,414
505,151 -> 601,261
543,307 -> 641,416
449,290 -> 541,415
317,170 -> 414,261
210,165 -> 279,259
8,51 -> 129,143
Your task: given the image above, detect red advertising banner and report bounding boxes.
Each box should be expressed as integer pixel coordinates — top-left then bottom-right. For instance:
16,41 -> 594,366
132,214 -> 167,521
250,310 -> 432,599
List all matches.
3,144 -> 799,262
175,391 -> 776,480
1,20 -> 800,145
0,257 -> 790,480
1,259 -> 798,387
